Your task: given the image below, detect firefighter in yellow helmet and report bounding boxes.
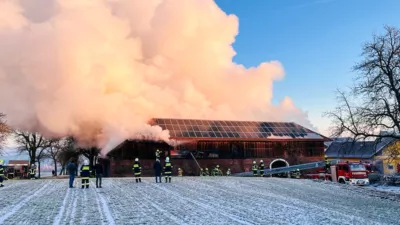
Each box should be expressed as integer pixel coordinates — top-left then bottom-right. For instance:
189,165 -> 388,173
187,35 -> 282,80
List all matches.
204,168 -> 209,176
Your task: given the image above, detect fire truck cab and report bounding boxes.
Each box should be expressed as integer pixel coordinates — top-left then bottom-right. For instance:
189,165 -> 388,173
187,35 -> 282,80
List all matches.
332,162 -> 369,185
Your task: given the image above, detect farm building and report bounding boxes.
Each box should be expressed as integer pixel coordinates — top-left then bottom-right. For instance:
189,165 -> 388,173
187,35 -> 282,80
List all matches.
106,118 -> 330,176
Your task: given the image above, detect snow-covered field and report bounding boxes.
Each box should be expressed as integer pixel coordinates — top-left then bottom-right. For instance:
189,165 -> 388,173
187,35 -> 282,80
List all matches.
0,177 -> 399,225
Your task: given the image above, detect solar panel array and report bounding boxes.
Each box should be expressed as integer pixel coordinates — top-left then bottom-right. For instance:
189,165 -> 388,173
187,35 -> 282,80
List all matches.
153,118 -> 318,139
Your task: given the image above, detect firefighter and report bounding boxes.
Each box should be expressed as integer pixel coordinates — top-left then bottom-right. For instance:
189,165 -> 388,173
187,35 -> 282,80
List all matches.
155,149 -> 161,159
259,160 -> 265,177
294,169 -> 301,179
29,164 -> 36,180
164,157 -> 172,183
178,168 -> 183,176
204,168 -> 209,176
213,165 -> 220,176
324,155 -> 331,173
200,168 -> 203,176
252,161 -> 258,176
132,158 -> 142,183
0,159 -> 4,187
80,160 -> 91,189
226,168 -> 231,176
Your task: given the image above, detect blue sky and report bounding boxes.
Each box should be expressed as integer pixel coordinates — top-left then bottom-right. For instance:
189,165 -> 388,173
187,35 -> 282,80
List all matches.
215,0 -> 400,135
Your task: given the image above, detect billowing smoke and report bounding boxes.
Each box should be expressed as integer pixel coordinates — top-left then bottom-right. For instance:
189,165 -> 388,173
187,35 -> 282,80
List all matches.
0,0 -> 315,155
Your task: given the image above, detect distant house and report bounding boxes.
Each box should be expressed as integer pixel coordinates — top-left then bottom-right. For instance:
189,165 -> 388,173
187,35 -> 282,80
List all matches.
325,137 -> 400,174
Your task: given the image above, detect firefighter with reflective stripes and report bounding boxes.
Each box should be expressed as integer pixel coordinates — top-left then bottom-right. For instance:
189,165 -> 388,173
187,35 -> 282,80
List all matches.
164,157 -> 172,183
252,161 -> 258,176
259,160 -> 265,177
0,159 -> 4,187
178,168 -> 183,176
29,164 -> 36,180
133,158 -> 142,183
213,165 -> 220,176
324,155 -> 331,173
204,168 -> 209,176
226,168 -> 231,176
155,149 -> 161,160
80,160 -> 91,189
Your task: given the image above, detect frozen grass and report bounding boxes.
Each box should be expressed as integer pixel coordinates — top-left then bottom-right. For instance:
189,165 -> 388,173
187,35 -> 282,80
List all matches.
0,177 -> 399,225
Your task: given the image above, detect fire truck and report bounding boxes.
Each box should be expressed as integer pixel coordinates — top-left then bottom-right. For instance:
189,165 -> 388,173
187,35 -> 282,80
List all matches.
305,162 -> 370,185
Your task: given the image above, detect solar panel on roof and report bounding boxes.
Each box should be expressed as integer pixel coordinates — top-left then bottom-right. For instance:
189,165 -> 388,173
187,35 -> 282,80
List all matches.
151,118 -> 320,139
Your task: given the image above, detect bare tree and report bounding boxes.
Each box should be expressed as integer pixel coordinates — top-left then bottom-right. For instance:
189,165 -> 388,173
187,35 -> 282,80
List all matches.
0,113 -> 11,153
325,25 -> 400,161
14,131 -> 52,177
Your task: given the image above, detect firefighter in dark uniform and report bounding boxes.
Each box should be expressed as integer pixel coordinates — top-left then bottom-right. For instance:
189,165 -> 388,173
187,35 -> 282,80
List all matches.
214,165 -> 220,176
80,160 -> 91,189
164,157 -> 172,183
133,158 -> 142,183
200,168 -> 203,176
155,149 -> 161,160
324,155 -> 331,173
252,161 -> 258,176
226,168 -> 231,176
29,164 -> 36,180
259,160 -> 265,177
204,168 -> 209,176
0,159 -> 4,187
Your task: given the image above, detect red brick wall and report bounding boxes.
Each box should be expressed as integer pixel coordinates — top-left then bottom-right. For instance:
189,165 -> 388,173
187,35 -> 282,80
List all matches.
109,156 -> 323,177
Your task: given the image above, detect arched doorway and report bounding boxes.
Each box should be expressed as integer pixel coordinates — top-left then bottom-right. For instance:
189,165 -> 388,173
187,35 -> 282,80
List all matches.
270,158 -> 289,177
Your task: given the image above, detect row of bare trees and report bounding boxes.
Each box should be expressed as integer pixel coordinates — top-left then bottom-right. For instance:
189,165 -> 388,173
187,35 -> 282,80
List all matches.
0,114 -> 100,178
12,133 -> 100,178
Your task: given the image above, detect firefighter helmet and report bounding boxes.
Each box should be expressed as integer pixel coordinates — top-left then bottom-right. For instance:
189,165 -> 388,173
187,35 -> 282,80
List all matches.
84,160 -> 89,165
216,165 -> 219,168
135,158 -> 139,162
0,159 -> 3,165
205,168 -> 208,170
31,164 -> 35,167
166,157 -> 170,162
260,160 -> 263,163
253,161 -> 256,164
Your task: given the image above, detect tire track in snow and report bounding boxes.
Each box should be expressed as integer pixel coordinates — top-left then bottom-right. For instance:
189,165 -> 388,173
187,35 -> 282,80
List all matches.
61,188 -> 76,224
238,179 -> 370,224
122,180 -> 186,225
135,179 -> 230,224
0,181 -> 44,213
53,186 -> 72,225
173,178 -> 280,224
91,180 -> 115,225
69,188 -> 78,223
205,178 -> 355,225
151,183 -> 253,225
81,186 -> 88,225
0,181 -> 52,224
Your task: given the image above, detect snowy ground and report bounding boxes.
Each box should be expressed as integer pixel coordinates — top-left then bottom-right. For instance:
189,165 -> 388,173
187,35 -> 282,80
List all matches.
0,177 -> 399,225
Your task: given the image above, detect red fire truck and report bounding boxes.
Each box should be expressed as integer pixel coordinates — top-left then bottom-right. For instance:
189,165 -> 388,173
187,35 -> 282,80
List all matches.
306,162 -> 370,185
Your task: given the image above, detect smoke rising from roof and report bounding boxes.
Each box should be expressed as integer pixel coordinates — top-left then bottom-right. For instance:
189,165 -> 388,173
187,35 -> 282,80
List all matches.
0,0 -> 315,155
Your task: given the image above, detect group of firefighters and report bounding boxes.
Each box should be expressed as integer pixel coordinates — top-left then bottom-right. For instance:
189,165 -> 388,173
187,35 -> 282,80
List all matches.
0,159 -> 38,187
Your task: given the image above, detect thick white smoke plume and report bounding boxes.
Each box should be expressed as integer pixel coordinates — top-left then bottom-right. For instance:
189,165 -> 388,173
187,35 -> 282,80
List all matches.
0,0 -> 315,155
